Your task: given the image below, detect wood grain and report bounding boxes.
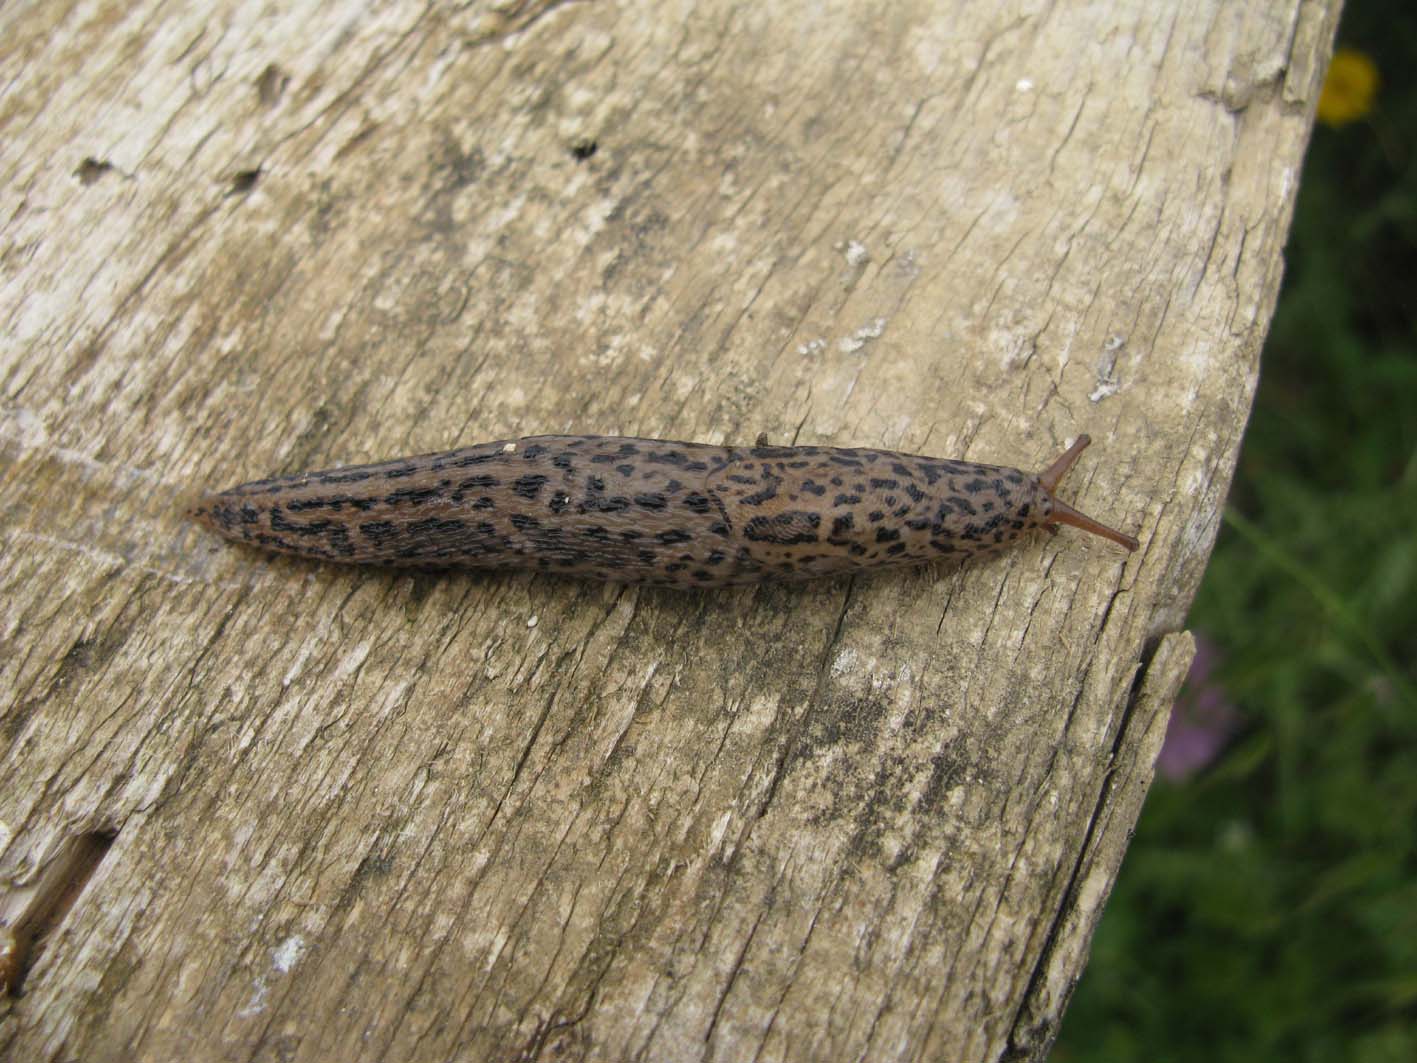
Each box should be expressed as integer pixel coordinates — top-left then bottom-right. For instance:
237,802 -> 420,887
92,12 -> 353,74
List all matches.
0,1 -> 1338,1059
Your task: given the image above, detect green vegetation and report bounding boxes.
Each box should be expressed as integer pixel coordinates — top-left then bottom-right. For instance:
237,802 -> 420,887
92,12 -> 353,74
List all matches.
1057,3 -> 1417,1058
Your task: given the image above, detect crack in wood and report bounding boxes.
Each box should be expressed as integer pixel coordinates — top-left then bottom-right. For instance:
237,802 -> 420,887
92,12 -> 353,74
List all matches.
1,830 -> 117,997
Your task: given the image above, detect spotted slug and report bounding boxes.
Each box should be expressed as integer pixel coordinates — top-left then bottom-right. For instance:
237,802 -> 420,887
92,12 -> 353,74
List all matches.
190,433 -> 1138,587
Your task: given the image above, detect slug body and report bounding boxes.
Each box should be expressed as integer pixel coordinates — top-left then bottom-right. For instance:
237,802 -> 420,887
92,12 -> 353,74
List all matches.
191,434 -> 1137,587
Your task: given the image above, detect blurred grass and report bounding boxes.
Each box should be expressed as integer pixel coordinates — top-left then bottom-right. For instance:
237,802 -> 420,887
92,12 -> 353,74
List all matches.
1057,2 -> 1417,1059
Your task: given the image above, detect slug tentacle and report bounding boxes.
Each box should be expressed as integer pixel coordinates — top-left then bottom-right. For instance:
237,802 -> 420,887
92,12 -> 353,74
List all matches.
1032,436 -> 1139,552
191,433 -> 1138,586
1038,434 -> 1092,493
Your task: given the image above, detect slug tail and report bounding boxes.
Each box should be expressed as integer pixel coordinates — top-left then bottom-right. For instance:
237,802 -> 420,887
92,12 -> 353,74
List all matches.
187,495 -> 219,531
186,492 -> 243,542
1035,435 -> 1139,552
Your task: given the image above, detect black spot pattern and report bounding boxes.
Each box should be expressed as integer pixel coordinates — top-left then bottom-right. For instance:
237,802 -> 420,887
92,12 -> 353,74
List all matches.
191,434 -> 1062,584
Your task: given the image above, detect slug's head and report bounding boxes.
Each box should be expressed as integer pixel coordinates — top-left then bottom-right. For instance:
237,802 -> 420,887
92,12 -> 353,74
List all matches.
1033,436 -> 1139,551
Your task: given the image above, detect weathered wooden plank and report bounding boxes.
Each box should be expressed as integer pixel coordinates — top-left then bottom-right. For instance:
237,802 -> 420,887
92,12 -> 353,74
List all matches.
1,1 -> 1338,1059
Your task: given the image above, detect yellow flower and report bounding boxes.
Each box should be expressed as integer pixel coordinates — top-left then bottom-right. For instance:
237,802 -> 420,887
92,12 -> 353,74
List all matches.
1317,47 -> 1378,128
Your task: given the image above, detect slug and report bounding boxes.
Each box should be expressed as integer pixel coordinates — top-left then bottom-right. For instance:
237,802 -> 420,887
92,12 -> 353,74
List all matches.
190,433 -> 1138,587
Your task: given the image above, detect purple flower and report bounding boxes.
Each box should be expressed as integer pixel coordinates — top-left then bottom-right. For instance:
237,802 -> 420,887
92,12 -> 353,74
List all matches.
1157,635 -> 1240,781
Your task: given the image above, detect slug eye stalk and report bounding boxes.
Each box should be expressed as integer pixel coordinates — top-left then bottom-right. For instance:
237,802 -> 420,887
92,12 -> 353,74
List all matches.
1036,435 -> 1139,551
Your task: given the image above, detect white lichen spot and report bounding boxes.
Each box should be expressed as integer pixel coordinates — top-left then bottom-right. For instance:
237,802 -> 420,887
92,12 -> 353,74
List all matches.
1016,77 -> 1035,92
831,647 -> 859,678
709,810 -> 733,854
1088,380 -> 1120,403
1090,335 -> 1125,402
710,230 -> 739,256
272,935 -> 306,974
238,978 -> 269,1018
797,338 -> 827,356
580,196 -> 620,242
912,37 -> 943,74
837,317 -> 888,354
843,240 -> 870,267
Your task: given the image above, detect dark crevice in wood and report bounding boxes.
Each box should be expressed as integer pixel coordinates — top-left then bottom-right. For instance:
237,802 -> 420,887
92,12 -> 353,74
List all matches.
1002,632 -> 1179,1059
74,157 -> 115,185
2,829 -> 118,998
228,167 -> 263,195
